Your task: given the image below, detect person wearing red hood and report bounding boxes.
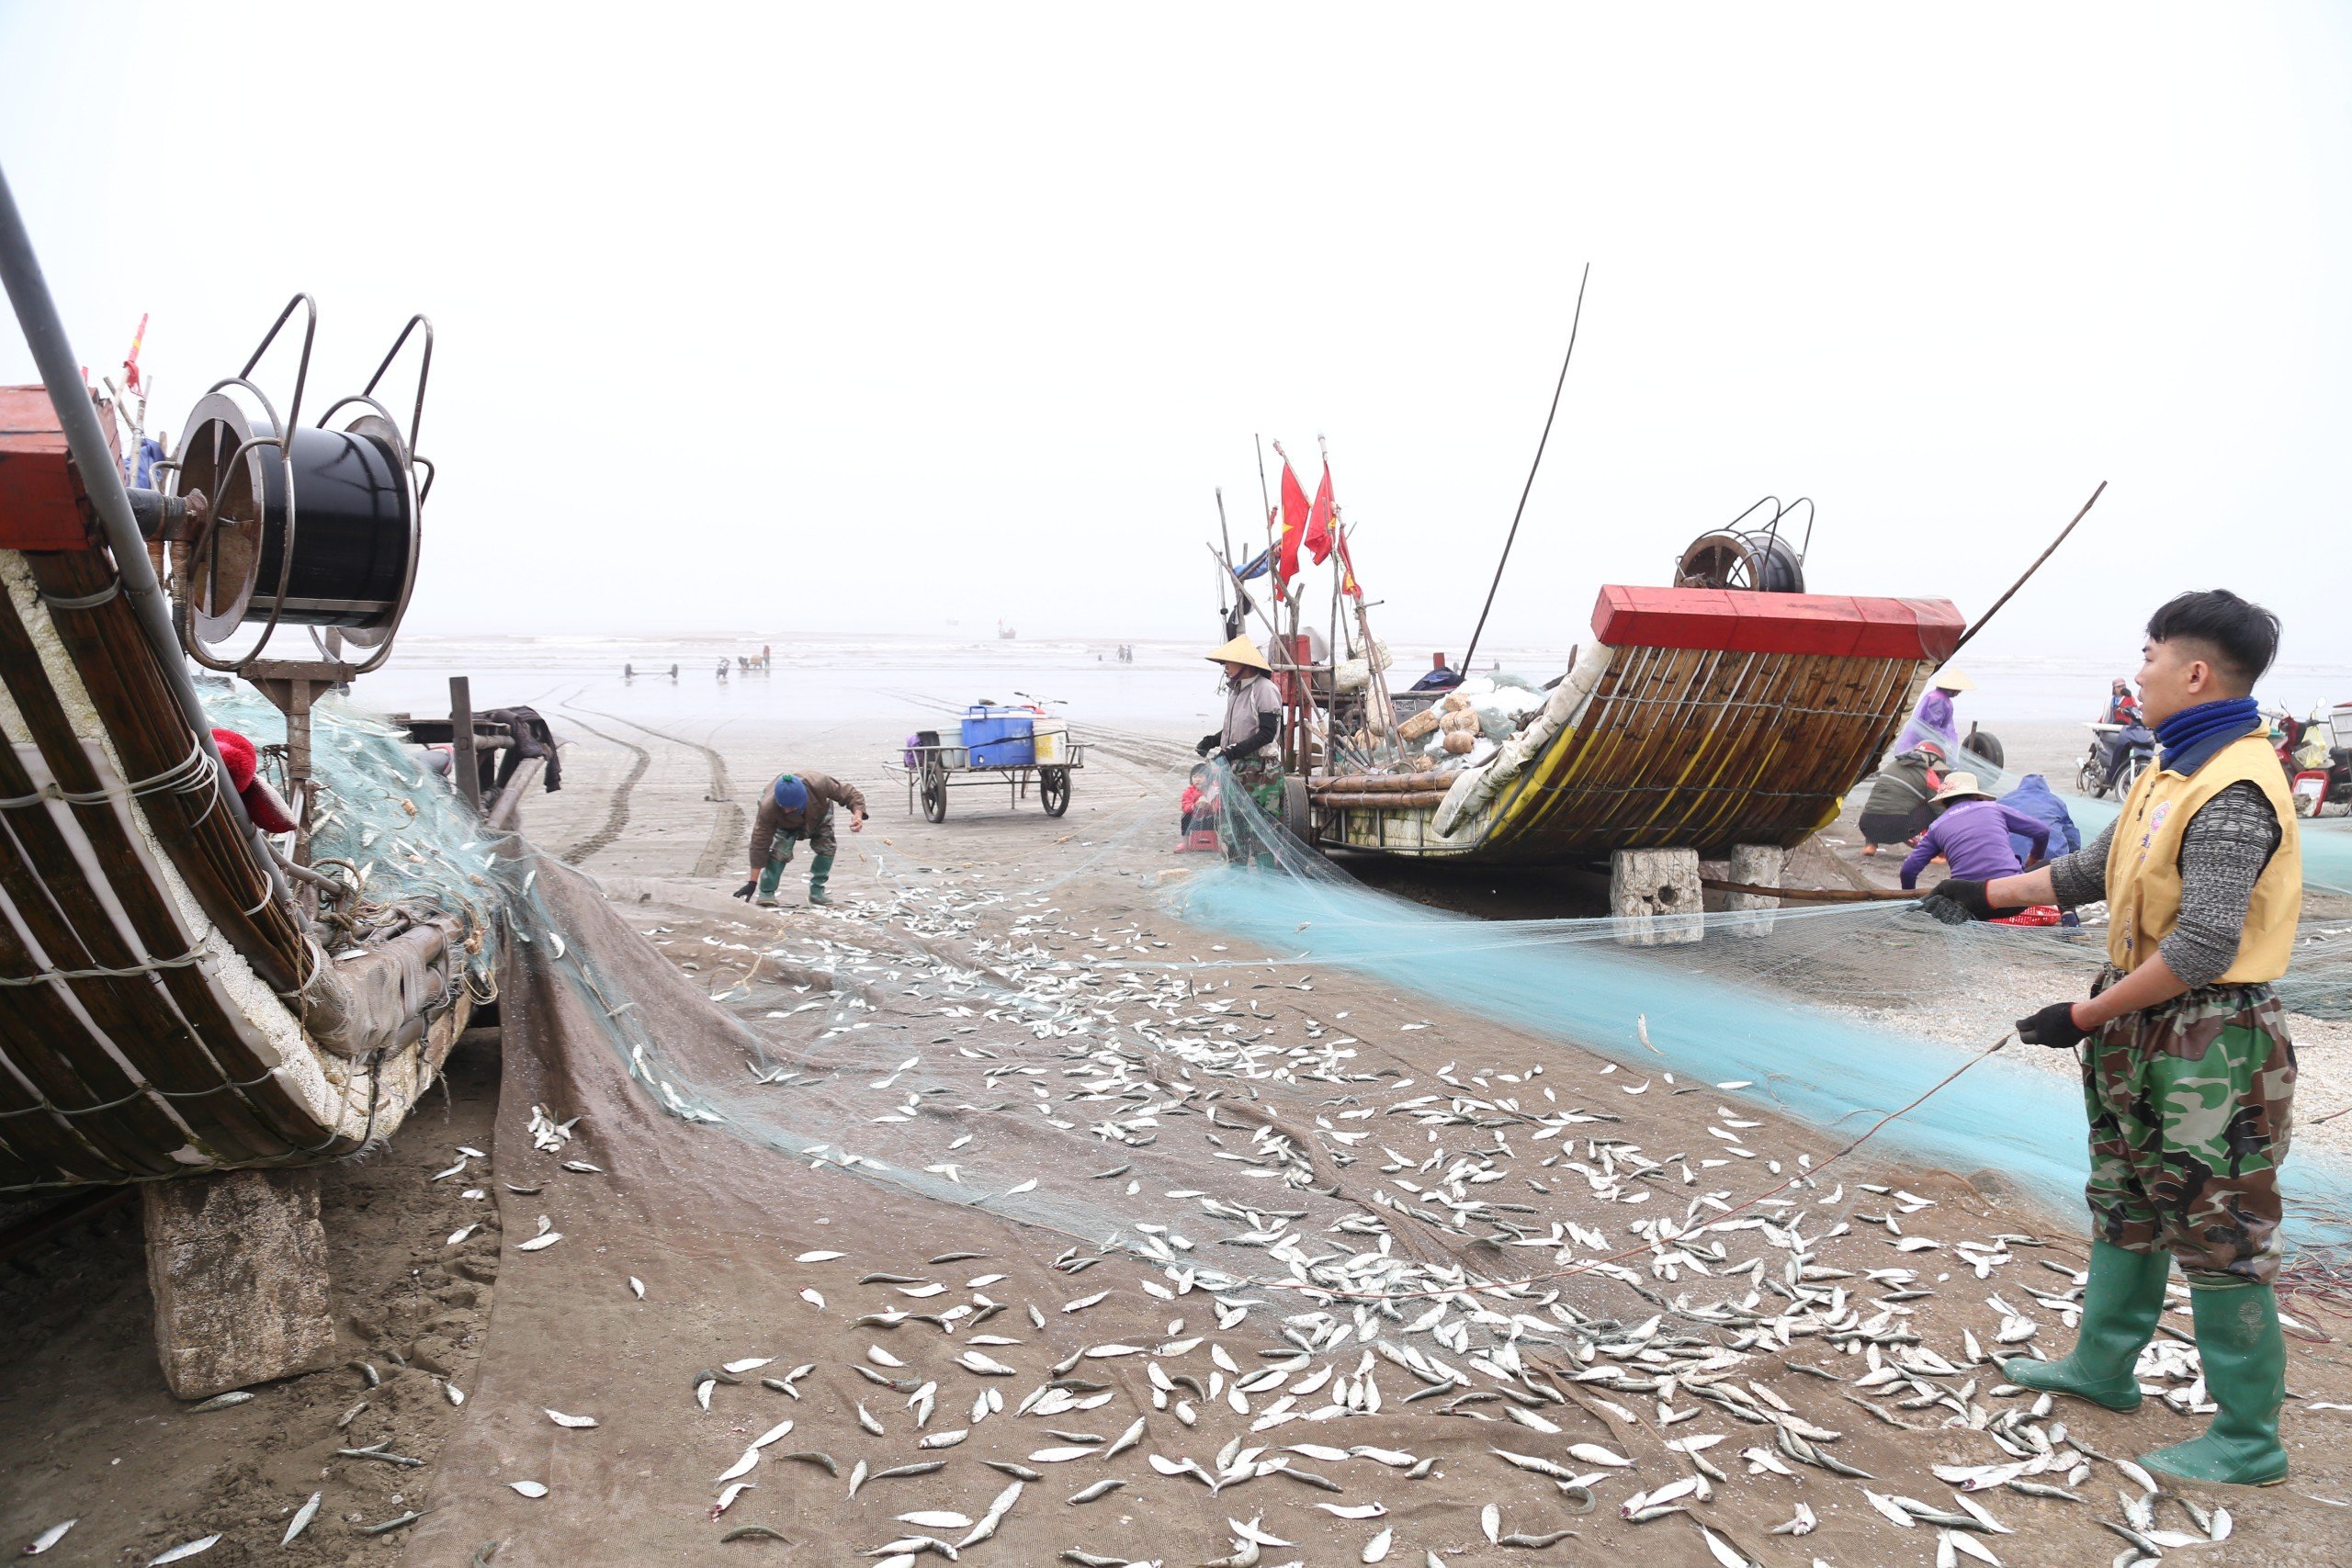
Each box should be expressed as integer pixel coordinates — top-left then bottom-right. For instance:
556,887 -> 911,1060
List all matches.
210,728 -> 300,834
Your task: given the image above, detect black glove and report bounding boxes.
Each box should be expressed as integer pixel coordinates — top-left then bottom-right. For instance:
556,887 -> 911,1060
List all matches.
2017,1001 -> 2090,1049
1919,877 -> 1994,925
1196,734 -> 1220,758
732,879 -> 756,902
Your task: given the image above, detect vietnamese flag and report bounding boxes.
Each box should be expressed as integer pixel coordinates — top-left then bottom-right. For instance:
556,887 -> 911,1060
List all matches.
1274,458 -> 1311,584
1304,463 -> 1334,565
1337,525 -> 1364,600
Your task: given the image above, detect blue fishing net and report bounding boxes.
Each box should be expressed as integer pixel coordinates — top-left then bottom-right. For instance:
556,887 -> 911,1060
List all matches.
200,687 -> 505,976
1166,763 -> 2352,1258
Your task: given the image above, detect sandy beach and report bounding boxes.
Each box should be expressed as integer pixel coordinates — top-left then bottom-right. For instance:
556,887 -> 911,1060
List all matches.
10,653 -> 2352,1566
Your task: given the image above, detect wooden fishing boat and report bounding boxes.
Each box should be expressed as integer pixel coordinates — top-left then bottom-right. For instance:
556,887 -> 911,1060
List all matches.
1305,584 -> 1963,864
0,201 -> 519,1392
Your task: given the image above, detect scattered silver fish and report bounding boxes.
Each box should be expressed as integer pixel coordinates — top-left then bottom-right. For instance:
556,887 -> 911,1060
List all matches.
282,1493 -> 322,1544
25,1519 -> 75,1556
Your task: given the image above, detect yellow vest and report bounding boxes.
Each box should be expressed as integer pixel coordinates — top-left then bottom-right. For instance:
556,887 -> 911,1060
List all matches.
2105,730 -> 2301,983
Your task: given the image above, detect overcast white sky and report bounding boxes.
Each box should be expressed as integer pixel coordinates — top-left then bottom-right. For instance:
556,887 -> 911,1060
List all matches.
4,4 -> 2348,679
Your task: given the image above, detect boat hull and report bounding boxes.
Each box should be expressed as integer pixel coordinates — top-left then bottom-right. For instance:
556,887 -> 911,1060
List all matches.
1309,587 -> 1963,866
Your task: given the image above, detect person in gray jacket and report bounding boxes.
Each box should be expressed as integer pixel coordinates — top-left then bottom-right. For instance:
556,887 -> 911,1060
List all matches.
735,770 -> 867,907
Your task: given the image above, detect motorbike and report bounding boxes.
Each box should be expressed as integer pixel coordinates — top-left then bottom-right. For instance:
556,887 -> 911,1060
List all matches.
2281,705 -> 2352,817
2078,719 -> 2154,800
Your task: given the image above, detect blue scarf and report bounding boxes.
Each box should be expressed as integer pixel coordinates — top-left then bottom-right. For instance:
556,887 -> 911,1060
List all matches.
2154,695 -> 2261,772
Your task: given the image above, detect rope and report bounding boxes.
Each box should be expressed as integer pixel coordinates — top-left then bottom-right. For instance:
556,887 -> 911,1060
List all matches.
0,946 -> 209,987
0,734 -> 219,810
0,1059 -> 290,1120
37,580 -> 123,611
1244,1030 -> 2018,1303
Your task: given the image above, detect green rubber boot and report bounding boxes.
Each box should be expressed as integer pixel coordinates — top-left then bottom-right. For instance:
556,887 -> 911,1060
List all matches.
756,837 -> 797,907
2003,1240 -> 2171,1411
808,852 -> 835,907
2141,1281 -> 2289,1486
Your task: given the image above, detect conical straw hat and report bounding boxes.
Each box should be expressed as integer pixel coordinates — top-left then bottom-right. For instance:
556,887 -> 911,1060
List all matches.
1934,669 -> 1977,693
1928,772 -> 1995,806
1206,635 -> 1272,673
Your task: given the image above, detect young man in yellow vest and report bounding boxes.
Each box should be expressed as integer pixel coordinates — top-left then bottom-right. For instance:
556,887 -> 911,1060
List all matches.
1926,589 -> 2300,1486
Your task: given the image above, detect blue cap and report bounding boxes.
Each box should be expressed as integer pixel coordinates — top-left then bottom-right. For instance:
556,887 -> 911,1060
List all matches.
773,774 -> 808,811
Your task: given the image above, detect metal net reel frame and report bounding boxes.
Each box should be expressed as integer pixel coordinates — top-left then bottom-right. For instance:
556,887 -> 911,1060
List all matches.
164,295 -> 432,679
1673,494 -> 1815,593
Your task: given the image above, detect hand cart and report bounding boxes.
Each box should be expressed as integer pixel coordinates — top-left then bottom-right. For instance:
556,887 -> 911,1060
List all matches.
882,722 -> 1088,824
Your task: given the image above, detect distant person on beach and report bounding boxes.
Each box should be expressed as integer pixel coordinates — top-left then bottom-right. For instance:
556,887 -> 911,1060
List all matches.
669,663 -> 679,681
1925,589 -> 2301,1487
624,662 -> 635,681
736,770 -> 868,908
1858,740 -> 1946,852
1896,772 -> 2050,888
717,660 -> 729,682
1894,669 -> 1973,755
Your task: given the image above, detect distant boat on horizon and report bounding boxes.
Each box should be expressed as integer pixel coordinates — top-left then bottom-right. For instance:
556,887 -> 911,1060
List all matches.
998,619 -> 1017,640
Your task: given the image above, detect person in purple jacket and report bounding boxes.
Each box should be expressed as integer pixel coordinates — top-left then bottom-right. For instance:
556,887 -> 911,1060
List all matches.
1898,773 -> 2052,889
1895,670 -> 1974,755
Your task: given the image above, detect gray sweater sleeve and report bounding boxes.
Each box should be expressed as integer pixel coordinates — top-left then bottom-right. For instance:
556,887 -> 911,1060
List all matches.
2048,818 -> 2116,908
2161,782 -> 2282,987
2046,782 -> 2281,987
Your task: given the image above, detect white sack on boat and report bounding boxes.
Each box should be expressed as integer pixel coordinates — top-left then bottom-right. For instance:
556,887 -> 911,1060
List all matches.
1431,646 -> 1612,837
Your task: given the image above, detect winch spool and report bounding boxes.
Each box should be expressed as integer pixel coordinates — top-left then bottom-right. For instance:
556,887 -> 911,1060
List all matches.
1673,495 -> 1814,593
167,297 -> 429,674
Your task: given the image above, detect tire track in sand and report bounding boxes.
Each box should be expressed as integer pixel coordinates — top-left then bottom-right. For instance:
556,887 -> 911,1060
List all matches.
565,706 -> 741,878
552,710 -> 652,866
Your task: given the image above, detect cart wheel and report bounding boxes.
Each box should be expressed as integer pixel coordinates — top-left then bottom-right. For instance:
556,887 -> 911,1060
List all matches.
922,765 -> 949,823
1040,767 -> 1071,818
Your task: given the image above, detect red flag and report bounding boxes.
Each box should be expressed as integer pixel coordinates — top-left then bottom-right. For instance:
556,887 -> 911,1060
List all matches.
1337,526 -> 1364,600
1274,458 -> 1310,584
122,311 -> 148,394
1304,464 -> 1334,565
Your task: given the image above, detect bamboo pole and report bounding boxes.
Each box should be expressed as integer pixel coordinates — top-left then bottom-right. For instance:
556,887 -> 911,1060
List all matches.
1699,876 -> 1918,905
1952,481 -> 2109,654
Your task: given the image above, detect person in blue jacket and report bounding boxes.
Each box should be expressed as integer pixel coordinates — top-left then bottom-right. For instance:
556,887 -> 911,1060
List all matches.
2002,773 -> 2081,863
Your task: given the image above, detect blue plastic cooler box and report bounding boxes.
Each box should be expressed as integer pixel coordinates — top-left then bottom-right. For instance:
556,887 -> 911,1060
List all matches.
962,706 -> 1035,768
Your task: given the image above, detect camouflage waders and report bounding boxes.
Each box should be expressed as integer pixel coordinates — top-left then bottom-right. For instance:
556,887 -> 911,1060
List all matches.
2081,970 -> 2294,1285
